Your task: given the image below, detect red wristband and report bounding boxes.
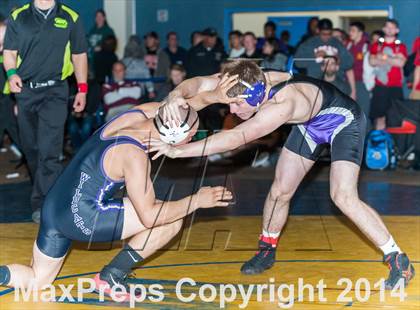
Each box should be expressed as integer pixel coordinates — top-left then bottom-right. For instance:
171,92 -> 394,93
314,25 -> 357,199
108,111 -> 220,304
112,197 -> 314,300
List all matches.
77,83 -> 88,93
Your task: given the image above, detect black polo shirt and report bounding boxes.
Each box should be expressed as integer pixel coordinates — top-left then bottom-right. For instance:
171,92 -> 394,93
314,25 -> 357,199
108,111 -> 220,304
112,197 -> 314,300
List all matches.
185,43 -> 227,78
4,1 -> 87,82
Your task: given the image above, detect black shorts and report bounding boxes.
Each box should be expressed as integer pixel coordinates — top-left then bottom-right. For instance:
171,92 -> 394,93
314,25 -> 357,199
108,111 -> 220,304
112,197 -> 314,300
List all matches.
36,196 -> 125,258
370,85 -> 403,119
284,102 -> 367,166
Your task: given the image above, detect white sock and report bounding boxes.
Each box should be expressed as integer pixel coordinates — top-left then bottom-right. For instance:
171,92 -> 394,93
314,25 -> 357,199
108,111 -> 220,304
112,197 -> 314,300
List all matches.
262,229 -> 280,239
379,236 -> 402,255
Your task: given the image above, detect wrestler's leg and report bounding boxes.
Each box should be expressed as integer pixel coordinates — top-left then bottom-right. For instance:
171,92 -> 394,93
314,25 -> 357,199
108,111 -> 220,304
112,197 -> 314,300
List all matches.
262,148 -> 315,235
241,148 -> 315,274
94,197 -> 183,297
330,160 -> 390,245
330,160 -> 415,288
121,197 -> 183,258
2,242 -> 66,289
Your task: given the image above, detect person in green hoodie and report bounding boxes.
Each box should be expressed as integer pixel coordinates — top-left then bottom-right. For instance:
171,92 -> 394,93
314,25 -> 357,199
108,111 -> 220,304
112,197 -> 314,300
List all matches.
87,9 -> 115,75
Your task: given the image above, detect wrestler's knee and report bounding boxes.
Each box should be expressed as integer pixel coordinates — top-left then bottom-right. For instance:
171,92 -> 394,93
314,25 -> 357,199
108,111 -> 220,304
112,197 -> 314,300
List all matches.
330,188 -> 358,214
269,181 -> 294,204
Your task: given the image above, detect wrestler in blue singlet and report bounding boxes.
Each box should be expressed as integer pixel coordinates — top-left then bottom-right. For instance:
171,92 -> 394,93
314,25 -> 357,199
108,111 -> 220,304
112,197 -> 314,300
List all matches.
37,110 -> 147,258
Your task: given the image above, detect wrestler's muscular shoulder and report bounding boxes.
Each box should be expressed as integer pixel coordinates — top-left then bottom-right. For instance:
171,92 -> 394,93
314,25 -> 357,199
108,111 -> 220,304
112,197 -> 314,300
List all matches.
103,143 -> 150,182
268,83 -> 321,122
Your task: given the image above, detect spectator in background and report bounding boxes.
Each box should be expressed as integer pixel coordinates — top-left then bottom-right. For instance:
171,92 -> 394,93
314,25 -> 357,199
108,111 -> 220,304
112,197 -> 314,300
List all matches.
369,19 -> 407,130
280,30 -> 295,55
87,10 -> 115,75
190,31 -> 203,47
164,31 -> 187,66
185,27 -> 227,77
294,18 -> 355,99
347,21 -> 371,118
297,17 -> 319,46
362,30 -> 384,92
261,38 -> 287,71
241,32 -> 263,59
229,30 -> 245,58
102,61 -> 142,121
123,35 -> 155,100
321,56 -> 351,95
257,21 -> 287,53
409,36 -> 420,100
371,30 -> 385,44
143,32 -> 171,79
332,28 -> 349,46
156,64 -> 186,101
67,80 -> 101,152
93,35 -> 118,85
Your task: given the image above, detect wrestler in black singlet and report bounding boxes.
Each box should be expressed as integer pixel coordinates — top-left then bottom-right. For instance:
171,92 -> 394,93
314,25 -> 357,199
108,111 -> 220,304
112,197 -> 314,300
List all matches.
267,74 -> 367,164
37,110 -> 147,258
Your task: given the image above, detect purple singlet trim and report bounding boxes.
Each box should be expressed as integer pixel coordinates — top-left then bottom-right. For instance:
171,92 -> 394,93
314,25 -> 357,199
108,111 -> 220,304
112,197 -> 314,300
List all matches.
100,109 -> 147,147
303,113 -> 346,145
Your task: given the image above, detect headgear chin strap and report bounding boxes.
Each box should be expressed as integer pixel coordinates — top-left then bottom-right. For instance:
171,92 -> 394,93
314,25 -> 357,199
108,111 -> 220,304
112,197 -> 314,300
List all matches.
153,106 -> 198,144
237,79 -> 266,107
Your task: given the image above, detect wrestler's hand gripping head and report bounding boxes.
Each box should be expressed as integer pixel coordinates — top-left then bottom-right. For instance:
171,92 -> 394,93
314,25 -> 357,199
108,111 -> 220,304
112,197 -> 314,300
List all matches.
153,105 -> 199,145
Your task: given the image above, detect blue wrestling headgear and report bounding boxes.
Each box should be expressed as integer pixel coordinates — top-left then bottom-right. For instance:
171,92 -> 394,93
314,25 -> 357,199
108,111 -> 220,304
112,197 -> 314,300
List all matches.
237,80 -> 266,107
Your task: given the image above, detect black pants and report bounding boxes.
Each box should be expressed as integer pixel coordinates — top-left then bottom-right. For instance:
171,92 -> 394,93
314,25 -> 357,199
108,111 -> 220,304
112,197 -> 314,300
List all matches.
370,85 -> 403,119
15,83 -> 68,211
0,94 -> 20,148
387,99 -> 420,153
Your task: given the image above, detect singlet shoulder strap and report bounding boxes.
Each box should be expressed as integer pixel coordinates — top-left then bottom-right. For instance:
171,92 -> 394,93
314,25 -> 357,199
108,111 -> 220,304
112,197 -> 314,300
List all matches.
268,74 -> 323,100
99,109 -> 148,151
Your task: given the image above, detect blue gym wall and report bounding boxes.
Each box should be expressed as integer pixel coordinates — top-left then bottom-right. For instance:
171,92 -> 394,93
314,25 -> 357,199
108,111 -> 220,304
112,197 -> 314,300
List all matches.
136,0 -> 420,50
1,1 -> 419,49
1,0 -> 103,33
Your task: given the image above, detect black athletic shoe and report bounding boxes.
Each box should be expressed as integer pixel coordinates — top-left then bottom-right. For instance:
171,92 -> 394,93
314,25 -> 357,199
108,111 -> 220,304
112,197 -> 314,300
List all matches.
384,252 -> 415,290
241,240 -> 276,275
94,266 -> 141,301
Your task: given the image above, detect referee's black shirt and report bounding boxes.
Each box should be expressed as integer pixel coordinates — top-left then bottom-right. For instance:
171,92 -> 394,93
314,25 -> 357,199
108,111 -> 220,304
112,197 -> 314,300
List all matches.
3,1 -> 88,82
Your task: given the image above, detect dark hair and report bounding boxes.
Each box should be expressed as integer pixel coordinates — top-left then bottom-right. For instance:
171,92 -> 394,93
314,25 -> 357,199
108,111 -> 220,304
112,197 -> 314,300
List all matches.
170,64 -> 186,73
95,9 -> 108,26
350,21 -> 365,32
264,38 -> 280,60
145,31 -> 159,40
166,31 -> 177,40
229,30 -> 242,38
280,30 -> 290,39
318,18 -> 333,31
113,61 -> 126,70
0,14 -> 5,24
264,21 -> 276,30
385,18 -> 399,28
190,30 -> 201,45
96,9 -> 106,17
243,31 -> 256,40
221,60 -> 266,97
333,28 -> 348,40
372,29 -> 385,38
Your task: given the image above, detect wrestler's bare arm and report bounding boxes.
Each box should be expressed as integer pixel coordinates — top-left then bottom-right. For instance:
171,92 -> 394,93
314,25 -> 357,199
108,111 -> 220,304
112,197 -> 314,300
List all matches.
171,75 -> 220,111
173,100 -> 295,158
123,146 -> 230,228
133,102 -> 160,118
